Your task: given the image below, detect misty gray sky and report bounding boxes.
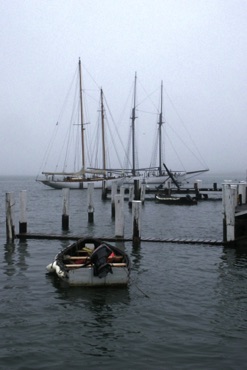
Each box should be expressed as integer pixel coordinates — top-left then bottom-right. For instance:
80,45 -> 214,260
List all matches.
0,0 -> 246,177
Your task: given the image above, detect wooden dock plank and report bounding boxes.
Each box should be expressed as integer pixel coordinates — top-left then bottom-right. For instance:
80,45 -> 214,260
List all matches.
15,233 -> 223,245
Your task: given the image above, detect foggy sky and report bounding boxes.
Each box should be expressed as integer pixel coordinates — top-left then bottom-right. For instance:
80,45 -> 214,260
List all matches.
0,0 -> 246,177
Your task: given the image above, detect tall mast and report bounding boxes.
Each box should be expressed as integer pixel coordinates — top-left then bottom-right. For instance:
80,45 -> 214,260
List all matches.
79,58 -> 86,176
131,72 -> 137,176
158,81 -> 164,176
100,88 -> 106,175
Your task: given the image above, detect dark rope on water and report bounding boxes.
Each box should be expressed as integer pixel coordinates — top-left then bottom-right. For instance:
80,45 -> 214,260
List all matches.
129,276 -> 150,298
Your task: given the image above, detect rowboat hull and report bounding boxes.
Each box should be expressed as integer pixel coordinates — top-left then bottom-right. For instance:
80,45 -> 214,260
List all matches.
155,194 -> 197,205
46,238 -> 130,286
47,261 -> 129,286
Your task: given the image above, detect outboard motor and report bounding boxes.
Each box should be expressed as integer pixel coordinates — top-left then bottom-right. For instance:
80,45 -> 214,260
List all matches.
90,244 -> 113,278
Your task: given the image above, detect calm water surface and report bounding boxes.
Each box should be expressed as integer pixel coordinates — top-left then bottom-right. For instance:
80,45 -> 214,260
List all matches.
0,175 -> 247,369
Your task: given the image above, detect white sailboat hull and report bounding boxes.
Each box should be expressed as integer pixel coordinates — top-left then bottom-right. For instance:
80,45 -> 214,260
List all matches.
122,174 -> 185,187
40,177 -> 125,190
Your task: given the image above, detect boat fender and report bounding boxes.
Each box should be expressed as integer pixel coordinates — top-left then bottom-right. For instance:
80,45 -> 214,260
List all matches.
46,262 -> 56,273
53,261 -> 68,279
90,244 -> 113,278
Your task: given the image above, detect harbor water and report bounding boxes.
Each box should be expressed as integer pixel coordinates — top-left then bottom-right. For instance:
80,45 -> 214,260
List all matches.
0,174 -> 247,370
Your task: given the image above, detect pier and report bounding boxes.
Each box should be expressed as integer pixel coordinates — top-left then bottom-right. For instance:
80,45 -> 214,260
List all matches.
106,181 -> 223,201
4,179 -> 247,248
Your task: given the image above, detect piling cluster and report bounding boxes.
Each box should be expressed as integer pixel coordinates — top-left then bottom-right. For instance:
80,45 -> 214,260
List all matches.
5,180 -> 144,246
5,180 -> 247,248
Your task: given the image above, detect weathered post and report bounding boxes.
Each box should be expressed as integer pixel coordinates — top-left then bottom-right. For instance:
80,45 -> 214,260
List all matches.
128,185 -> 134,208
87,183 -> 94,223
238,182 -> 246,205
19,190 -> 27,234
140,183 -> 146,203
222,184 -> 237,243
62,188 -> 70,230
111,181 -> 117,218
194,180 -> 201,200
195,180 -> 202,189
101,180 -> 107,200
120,185 -> 125,199
115,194 -> 124,238
6,192 -> 15,241
134,179 -> 140,200
132,200 -> 142,245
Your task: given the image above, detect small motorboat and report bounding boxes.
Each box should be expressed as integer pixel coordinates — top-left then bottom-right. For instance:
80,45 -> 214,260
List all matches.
46,238 -> 131,286
155,193 -> 197,205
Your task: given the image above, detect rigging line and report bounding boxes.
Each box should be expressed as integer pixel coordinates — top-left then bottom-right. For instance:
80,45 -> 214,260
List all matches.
163,87 -> 209,168
117,83 -> 133,126
136,79 -> 160,112
38,67 -> 79,175
79,60 -> 101,90
165,132 -> 187,171
104,110 -> 128,169
87,94 -> 103,169
36,122 -> 59,178
104,113 -> 123,169
61,79 -> 80,172
72,109 -> 81,171
37,69 -> 78,176
149,128 -> 160,168
57,67 -> 78,124
137,109 -> 158,115
73,128 -> 80,171
89,93 -> 106,169
83,89 -> 100,104
103,94 -> 131,167
124,129 -> 132,170
166,121 -> 208,169
93,114 -> 101,168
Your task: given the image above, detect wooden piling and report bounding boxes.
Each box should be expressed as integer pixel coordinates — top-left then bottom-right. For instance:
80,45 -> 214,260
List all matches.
101,180 -> 107,200
132,200 -> 142,245
6,192 -> 15,241
62,188 -> 69,230
115,194 -> 124,238
19,190 -> 27,234
222,184 -> 237,242
140,184 -> 146,203
111,181 -> 117,218
134,179 -> 140,200
238,182 -> 246,204
120,185 -> 125,198
128,185 -> 134,208
87,183 -> 94,223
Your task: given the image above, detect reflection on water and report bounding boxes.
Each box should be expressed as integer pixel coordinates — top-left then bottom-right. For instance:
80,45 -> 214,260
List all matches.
221,246 -> 247,269
47,274 -> 130,307
214,247 -> 247,337
3,240 -> 31,277
17,240 -> 30,271
3,242 -> 16,276
130,244 -> 142,271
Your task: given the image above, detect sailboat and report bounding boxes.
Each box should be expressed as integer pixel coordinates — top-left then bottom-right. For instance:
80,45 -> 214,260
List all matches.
122,74 -> 209,188
37,59 -> 125,190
